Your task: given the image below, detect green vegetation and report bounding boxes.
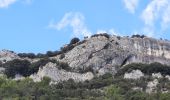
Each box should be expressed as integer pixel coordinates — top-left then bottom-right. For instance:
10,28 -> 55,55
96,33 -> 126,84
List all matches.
116,62 -> 170,76
3,58 -> 71,78
131,34 -> 146,38
70,37 -> 80,45
91,33 -> 110,39
18,37 -> 80,58
1,61 -> 170,99
0,72 -> 170,100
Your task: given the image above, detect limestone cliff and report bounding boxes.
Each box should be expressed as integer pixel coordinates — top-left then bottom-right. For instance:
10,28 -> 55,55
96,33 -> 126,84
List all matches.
53,35 -> 170,75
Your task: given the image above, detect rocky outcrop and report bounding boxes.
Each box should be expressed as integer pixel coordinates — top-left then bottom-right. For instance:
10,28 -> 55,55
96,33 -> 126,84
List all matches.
30,62 -> 94,83
124,70 -> 144,79
146,79 -> 159,93
152,73 -> 163,79
0,49 -> 19,63
54,35 -> 170,75
1,34 -> 170,83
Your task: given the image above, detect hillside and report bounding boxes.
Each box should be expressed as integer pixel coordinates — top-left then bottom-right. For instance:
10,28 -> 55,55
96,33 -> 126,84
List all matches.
1,34 -> 170,99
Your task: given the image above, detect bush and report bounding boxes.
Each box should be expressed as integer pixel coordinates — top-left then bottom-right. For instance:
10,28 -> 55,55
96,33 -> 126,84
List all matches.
131,34 -> 146,38
59,53 -> 65,59
116,62 -> 170,76
60,44 -> 75,53
36,53 -> 47,58
70,37 -> 80,45
91,33 -> 110,39
4,59 -> 31,78
58,62 -> 71,71
18,53 -> 36,59
46,50 -> 61,57
105,85 -> 124,100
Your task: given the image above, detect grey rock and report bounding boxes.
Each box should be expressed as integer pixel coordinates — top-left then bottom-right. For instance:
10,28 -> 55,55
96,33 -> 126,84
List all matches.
54,35 -> 170,75
30,62 -> 94,83
0,49 -> 19,63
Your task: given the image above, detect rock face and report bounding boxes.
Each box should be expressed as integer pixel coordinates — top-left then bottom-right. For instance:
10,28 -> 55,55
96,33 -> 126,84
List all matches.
30,62 -> 94,83
55,35 -> 170,75
1,34 -> 170,82
146,79 -> 159,93
0,49 -> 19,63
124,70 -> 144,79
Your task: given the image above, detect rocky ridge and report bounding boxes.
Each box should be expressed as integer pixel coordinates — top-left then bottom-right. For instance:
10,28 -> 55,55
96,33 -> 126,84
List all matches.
1,34 -> 170,83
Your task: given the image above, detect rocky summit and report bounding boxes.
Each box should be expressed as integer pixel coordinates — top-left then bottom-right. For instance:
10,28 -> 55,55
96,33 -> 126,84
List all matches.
54,34 -> 170,75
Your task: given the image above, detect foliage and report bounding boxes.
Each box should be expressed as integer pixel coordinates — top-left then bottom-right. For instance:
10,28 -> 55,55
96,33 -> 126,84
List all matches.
4,59 -> 31,78
131,34 -> 146,38
105,85 -> 124,100
0,71 -> 170,99
70,37 -> 80,45
3,58 -> 72,78
58,62 -> 71,71
46,50 -> 61,57
18,53 -> 36,59
59,53 -> 65,59
91,33 -> 110,39
116,62 -> 170,76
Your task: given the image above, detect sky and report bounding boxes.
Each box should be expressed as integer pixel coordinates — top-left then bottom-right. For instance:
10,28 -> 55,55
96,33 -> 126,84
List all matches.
0,0 -> 170,53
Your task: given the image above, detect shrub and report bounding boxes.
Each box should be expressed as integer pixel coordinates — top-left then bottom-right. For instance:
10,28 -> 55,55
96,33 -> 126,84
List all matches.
4,59 -> 31,78
125,91 -> 148,100
36,53 -> 47,58
70,37 -> 80,45
105,85 -> 124,100
91,33 -> 110,39
103,43 -> 110,49
18,53 -> 36,59
116,62 -> 170,76
131,34 -> 146,38
60,44 -> 75,53
46,50 -> 61,57
59,53 -> 65,59
117,36 -> 121,40
58,62 -> 71,71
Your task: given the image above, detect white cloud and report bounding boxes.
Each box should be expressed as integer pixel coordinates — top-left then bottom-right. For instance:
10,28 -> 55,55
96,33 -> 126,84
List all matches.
123,0 -> 139,14
0,0 -> 17,8
23,0 -> 32,4
49,12 -> 92,38
141,0 -> 170,36
162,5 -> 170,30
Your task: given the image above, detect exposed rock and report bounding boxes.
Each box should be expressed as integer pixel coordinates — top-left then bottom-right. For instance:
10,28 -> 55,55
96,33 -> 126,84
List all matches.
124,70 -> 144,79
14,74 -> 24,81
132,87 -> 143,91
146,79 -> 158,93
0,67 -> 5,76
2,34 -> 170,83
30,62 -> 94,83
0,49 -> 19,63
165,75 -> 170,80
152,73 -> 163,79
52,35 -> 170,75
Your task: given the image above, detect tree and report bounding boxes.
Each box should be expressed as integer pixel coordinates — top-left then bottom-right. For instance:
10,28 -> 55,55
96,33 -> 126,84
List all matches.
4,59 -> 31,78
70,37 -> 80,45
105,85 -> 124,100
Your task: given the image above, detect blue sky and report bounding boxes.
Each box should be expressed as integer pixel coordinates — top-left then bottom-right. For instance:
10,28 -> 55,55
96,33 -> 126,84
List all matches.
0,0 -> 170,53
